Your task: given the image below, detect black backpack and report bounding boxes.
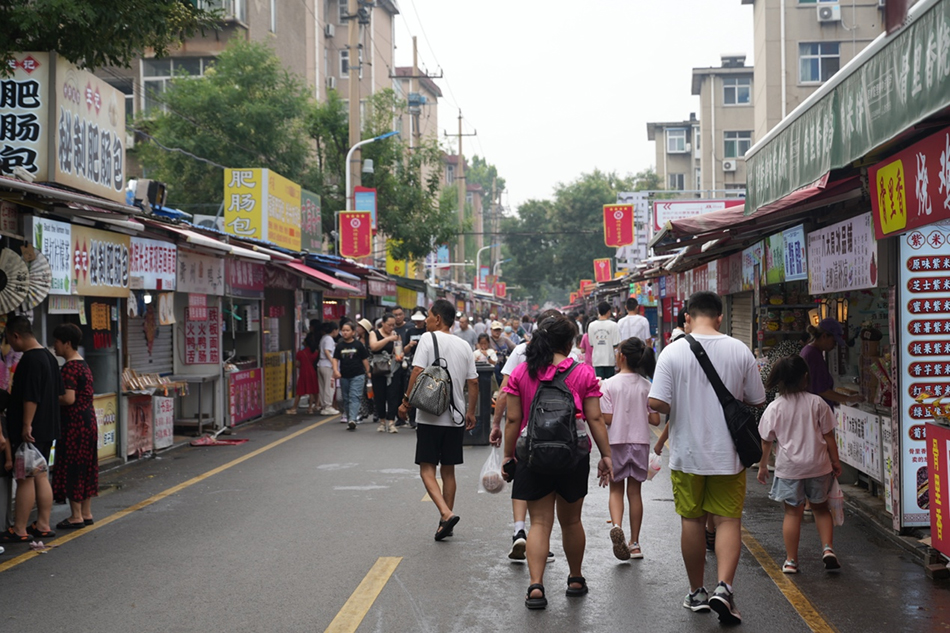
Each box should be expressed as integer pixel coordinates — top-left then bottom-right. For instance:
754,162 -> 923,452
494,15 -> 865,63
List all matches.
521,361 -> 581,474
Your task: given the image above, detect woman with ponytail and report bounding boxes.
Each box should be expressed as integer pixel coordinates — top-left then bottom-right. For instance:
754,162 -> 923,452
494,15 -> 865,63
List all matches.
600,337 -> 661,561
502,313 -> 613,610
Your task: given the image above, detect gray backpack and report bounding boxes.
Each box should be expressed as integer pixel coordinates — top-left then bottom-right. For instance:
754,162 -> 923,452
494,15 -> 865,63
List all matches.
407,332 -> 463,424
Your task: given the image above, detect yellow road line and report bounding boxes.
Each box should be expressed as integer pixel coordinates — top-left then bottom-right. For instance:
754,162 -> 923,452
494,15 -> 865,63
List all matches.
0,416 -> 336,574
421,478 -> 443,502
741,527 -> 839,633
324,557 -> 402,633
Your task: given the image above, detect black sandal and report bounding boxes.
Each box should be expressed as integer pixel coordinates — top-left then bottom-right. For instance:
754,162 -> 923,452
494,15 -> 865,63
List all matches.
566,575 -> 588,597
525,583 -> 547,609
434,515 -> 460,541
56,518 -> 86,530
28,523 -> 55,539
0,527 -> 29,543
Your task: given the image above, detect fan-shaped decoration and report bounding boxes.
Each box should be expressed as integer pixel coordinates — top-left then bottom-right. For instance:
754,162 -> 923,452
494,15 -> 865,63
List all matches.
21,250 -> 52,310
0,248 -> 30,314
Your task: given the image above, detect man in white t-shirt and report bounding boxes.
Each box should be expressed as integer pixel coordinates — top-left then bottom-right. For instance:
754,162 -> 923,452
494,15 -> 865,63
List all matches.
617,297 -> 652,346
648,291 -> 766,625
399,299 -> 478,542
587,301 -> 621,379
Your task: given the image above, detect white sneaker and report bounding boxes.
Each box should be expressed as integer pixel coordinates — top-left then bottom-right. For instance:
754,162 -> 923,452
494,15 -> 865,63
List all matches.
322,407 -> 340,416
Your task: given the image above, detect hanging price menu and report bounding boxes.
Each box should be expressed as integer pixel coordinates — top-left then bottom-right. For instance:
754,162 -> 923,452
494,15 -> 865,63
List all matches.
184,307 -> 220,365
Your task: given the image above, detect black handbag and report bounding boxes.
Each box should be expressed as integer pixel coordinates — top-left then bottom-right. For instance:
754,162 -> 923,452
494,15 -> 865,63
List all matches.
684,335 -> 763,468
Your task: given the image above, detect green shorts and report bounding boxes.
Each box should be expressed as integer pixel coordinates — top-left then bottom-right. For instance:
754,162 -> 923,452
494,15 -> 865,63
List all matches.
670,469 -> 747,519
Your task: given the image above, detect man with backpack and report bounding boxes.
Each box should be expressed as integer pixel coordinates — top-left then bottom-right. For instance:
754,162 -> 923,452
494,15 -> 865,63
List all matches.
399,299 -> 478,541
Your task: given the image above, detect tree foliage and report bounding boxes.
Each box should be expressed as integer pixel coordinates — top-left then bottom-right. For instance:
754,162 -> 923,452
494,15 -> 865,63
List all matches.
0,0 -> 218,74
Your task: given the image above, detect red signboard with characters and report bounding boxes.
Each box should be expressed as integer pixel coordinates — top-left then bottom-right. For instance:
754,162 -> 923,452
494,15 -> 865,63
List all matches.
495,282 -> 507,298
927,423 -> 950,557
229,369 -> 262,425
594,258 -> 612,283
227,259 -> 265,297
603,204 -> 634,247
870,126 -> 950,240
184,306 -> 220,365
340,211 -> 372,258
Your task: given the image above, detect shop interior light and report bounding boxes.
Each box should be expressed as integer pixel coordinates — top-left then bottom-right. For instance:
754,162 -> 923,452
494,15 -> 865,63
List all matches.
143,292 -> 153,305
808,308 -> 820,327
837,298 -> 849,322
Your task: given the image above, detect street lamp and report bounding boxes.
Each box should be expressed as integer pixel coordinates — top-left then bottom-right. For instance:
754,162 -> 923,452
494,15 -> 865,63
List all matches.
475,243 -> 501,290
345,131 -> 399,211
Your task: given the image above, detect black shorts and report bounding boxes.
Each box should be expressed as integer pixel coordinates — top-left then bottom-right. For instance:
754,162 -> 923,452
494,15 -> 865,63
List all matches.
414,424 -> 464,466
511,453 -> 591,503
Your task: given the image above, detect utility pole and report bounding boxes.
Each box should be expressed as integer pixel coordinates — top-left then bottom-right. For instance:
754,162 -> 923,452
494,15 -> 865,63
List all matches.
444,111 -> 476,282
412,36 -> 419,150
347,0 -> 361,194
490,176 -> 497,277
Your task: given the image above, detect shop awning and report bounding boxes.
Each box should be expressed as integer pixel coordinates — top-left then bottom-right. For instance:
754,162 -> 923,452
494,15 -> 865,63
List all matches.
0,175 -> 143,216
143,220 -> 270,261
280,261 -> 360,293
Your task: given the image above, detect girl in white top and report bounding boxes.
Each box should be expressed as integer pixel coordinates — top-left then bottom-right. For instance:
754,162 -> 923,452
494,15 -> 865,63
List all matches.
757,355 -> 843,575
600,337 -> 660,561
473,333 -> 498,365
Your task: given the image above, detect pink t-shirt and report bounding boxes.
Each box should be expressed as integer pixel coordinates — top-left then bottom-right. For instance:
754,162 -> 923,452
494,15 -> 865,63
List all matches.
758,392 -> 837,479
503,358 -> 602,438
600,372 -> 655,446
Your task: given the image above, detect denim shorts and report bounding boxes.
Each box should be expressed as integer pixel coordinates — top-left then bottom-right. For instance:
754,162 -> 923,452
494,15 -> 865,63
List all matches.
768,472 -> 835,507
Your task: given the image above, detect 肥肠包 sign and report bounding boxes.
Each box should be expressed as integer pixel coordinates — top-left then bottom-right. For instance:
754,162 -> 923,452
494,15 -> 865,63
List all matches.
130,237 -> 176,290
652,199 -> 744,232
23,215 -> 71,294
72,225 -> 129,297
223,168 -> 302,251
807,212 -> 878,295
0,53 -> 126,202
300,189 -> 322,252
177,249 -> 224,296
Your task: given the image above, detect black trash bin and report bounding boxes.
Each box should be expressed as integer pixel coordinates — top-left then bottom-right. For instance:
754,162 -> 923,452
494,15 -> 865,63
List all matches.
463,364 -> 495,446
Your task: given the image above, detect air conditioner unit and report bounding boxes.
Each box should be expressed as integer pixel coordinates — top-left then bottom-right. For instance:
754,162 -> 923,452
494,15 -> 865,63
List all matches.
722,160 -> 737,173
193,214 -> 224,231
817,4 -> 841,22
325,23 -> 335,38
326,76 -> 337,89
685,143 -> 692,153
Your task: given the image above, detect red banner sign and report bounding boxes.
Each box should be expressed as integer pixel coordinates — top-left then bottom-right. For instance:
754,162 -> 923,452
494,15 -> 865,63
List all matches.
870,126 -> 950,240
594,258 -> 612,283
340,211 -> 372,258
569,292 -> 578,305
494,282 -> 506,298
603,204 -> 634,247
928,422 -> 950,556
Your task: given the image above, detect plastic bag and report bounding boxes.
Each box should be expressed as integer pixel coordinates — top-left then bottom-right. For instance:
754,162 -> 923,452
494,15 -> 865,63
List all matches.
646,452 -> 662,481
828,478 -> 845,526
13,443 -> 48,480
478,446 -> 506,494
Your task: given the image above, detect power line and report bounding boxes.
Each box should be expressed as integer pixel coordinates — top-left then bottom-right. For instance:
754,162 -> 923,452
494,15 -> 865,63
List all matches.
132,129 -> 229,170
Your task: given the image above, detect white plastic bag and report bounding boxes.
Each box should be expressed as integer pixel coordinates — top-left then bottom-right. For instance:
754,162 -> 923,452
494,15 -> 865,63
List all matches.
478,446 -> 506,494
828,478 -> 845,526
646,452 -> 662,481
13,443 -> 48,480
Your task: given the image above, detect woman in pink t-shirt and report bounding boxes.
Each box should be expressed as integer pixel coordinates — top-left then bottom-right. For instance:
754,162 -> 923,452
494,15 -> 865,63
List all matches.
756,355 -> 843,575
501,314 -> 613,610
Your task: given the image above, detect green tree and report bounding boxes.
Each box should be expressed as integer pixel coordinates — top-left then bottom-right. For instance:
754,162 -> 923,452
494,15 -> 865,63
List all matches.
0,0 -> 217,74
306,90 -> 348,236
134,40 -> 316,208
498,199 -> 557,302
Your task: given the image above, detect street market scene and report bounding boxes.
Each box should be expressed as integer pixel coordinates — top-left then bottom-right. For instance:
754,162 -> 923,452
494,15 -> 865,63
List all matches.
2,0 -> 950,631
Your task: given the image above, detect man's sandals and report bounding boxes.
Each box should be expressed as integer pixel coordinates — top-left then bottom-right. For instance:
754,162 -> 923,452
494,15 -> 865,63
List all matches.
434,515 -> 460,541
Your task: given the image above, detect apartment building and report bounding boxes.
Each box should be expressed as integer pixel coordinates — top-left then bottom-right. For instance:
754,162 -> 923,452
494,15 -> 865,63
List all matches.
742,0 -> 885,140
322,0 -> 399,104
645,115 -> 701,194
393,67 -> 442,148
691,54 -> 755,195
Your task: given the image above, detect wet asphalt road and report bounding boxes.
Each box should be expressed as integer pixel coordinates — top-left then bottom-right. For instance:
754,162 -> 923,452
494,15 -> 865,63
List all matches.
1,413 -> 949,632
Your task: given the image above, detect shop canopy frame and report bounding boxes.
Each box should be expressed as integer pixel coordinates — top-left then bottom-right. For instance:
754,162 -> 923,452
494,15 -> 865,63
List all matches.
279,260 -> 360,294
141,220 -> 270,262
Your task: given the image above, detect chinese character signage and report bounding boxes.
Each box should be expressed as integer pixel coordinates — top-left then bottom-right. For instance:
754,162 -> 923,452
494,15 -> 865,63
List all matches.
226,259 -> 265,298
229,369 -> 262,425
870,126 -> 950,240
187,293 -> 208,321
153,396 -> 175,450
184,306 -> 220,365
763,232 -> 785,286
594,258 -> 612,283
741,242 -> 762,292
807,213 -> 878,295
899,224 -> 950,527
603,204 -> 634,248
0,53 -> 126,202
177,249 -> 224,295
782,224 -> 808,282
223,168 -> 302,251
129,237 -> 176,290
927,423 -> 950,557
354,186 -> 377,231
71,225 -> 129,297
94,393 -> 117,461
653,199 -> 744,232
24,215 -> 71,294
835,404 -> 883,481
300,189 -> 322,252
339,211 -> 371,258
495,282 -> 507,298
569,292 -> 578,304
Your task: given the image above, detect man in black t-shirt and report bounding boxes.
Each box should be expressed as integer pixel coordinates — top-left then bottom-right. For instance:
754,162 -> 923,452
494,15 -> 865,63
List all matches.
1,316 -> 64,543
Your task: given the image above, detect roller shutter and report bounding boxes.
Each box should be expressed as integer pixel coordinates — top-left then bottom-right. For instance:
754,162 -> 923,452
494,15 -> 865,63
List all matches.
127,317 -> 174,376
730,292 -> 754,351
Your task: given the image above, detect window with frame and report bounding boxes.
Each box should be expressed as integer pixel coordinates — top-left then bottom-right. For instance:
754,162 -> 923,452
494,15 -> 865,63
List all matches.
799,42 -> 840,84
723,76 -> 751,105
142,57 -> 216,113
724,131 -> 752,159
340,49 -> 363,78
339,0 -> 348,23
446,164 -> 455,185
668,173 -> 685,191
666,128 -> 687,153
725,183 -> 746,198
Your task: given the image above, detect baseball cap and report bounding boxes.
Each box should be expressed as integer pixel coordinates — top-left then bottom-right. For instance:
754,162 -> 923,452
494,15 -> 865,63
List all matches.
491,320 -> 504,330
818,318 -> 846,346
410,309 -> 427,322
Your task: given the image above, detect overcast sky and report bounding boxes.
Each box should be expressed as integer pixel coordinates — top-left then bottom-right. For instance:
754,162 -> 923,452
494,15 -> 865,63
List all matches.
394,0 -> 754,212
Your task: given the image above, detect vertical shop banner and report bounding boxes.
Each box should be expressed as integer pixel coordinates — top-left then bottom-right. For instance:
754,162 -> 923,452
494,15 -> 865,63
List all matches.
927,423 -> 950,558
71,225 -> 130,297
24,216 -> 71,294
763,232 -> 785,286
782,224 -> 808,282
89,300 -> 114,350
898,224 -> 950,527
740,242 -> 762,292
339,211 -> 372,258
652,199 -> 745,232
129,237 -> 176,290
184,306 -> 220,365
229,369 -> 262,425
94,393 -> 117,461
835,405 -> 884,480
177,249 -> 224,295
152,396 -> 175,450
478,266 -> 490,291
127,395 -> 154,457
223,168 -> 302,250
0,53 -> 49,182
569,292 -> 578,305
354,186 -> 377,231
266,170 -> 302,251
495,282 -> 507,298
300,189 -> 322,252
594,258 -> 612,283
603,204 -> 634,247
226,259 -> 265,298
807,212 -> 878,295
870,126 -> 950,240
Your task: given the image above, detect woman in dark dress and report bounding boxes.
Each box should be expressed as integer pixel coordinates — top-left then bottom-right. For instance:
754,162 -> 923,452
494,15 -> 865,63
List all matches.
51,323 -> 98,529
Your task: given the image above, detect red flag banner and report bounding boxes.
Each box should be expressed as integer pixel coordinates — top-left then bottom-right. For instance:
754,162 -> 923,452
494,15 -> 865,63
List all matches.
494,282 -> 507,298
580,279 -> 595,296
340,211 -> 372,258
594,258 -> 612,283
569,292 -> 578,304
603,204 -> 634,247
